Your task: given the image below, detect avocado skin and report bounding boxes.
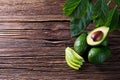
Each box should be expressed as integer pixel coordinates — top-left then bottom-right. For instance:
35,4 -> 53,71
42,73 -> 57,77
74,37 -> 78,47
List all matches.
82,46 -> 91,61
101,38 -> 108,46
88,47 -> 111,64
74,33 -> 88,55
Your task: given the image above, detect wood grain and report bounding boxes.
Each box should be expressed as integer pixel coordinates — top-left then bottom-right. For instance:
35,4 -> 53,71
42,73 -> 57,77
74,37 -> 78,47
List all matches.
0,0 -> 69,22
0,0 -> 119,80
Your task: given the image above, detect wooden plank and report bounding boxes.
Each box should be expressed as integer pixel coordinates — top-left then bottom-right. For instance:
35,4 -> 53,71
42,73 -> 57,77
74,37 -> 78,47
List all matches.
0,0 -> 69,21
0,15 -> 69,22
0,22 -> 70,39
0,22 -> 74,48
0,0 -> 65,16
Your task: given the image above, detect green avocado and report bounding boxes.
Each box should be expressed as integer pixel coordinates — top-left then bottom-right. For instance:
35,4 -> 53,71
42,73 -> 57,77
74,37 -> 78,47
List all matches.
74,33 -> 88,55
87,26 -> 109,46
101,38 -> 108,46
88,47 -> 111,64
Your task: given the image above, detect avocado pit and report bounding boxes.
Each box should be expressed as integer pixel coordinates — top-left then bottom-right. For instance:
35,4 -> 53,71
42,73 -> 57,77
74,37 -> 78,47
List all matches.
91,31 -> 103,42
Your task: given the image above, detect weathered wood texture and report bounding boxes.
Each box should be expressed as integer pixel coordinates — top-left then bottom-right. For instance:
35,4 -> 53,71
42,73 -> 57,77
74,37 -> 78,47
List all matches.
0,0 -> 119,80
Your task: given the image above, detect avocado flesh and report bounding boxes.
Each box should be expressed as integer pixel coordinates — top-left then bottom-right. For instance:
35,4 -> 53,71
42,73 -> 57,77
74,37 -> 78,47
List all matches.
65,47 -> 84,62
65,55 -> 80,70
87,26 -> 109,46
65,47 -> 84,70
65,54 -> 81,70
66,50 -> 83,65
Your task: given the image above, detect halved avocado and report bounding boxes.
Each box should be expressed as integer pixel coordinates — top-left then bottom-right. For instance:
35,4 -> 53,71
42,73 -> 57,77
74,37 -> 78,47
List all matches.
87,26 -> 109,46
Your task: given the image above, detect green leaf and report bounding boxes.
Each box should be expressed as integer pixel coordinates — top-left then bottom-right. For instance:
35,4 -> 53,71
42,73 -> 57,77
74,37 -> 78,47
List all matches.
70,2 -> 93,36
105,7 -> 116,27
71,0 -> 89,18
92,0 -> 109,21
105,7 -> 120,32
94,18 -> 104,27
114,0 -> 120,6
62,0 -> 81,16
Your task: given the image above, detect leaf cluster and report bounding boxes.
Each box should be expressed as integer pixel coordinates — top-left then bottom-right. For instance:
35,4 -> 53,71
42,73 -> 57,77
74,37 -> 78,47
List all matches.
63,0 -> 120,37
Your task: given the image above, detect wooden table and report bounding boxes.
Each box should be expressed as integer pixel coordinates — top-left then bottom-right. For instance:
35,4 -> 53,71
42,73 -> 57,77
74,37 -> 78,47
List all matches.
0,0 -> 119,80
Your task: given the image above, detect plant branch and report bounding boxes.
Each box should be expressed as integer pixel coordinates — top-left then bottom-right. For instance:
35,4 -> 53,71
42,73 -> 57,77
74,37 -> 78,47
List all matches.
107,0 -> 112,6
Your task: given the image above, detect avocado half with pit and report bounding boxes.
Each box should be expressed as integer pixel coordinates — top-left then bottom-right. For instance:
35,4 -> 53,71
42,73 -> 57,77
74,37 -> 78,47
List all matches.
87,26 -> 109,46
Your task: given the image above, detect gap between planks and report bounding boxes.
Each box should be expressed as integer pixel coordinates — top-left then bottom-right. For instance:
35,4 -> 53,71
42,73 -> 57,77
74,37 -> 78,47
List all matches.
0,15 -> 70,22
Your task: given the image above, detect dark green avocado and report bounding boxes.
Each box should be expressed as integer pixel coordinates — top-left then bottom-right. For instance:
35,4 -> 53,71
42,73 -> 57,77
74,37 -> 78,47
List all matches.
101,38 -> 108,46
74,33 -> 88,55
88,47 -> 111,64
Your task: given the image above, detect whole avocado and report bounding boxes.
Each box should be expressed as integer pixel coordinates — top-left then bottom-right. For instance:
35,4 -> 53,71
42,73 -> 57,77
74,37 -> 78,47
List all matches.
88,47 -> 111,64
74,33 -> 88,55
101,38 -> 108,46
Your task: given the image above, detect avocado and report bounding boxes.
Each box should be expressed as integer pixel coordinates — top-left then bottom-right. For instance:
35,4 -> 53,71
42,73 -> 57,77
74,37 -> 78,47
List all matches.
66,51 -> 83,65
65,47 -> 84,62
65,47 -> 84,70
88,47 -> 111,64
101,38 -> 108,46
65,56 -> 81,70
74,33 -> 88,55
65,54 -> 81,70
87,26 -> 109,46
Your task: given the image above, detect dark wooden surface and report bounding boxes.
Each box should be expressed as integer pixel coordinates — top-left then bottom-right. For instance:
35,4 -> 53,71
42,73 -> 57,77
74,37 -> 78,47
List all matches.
0,0 -> 119,80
